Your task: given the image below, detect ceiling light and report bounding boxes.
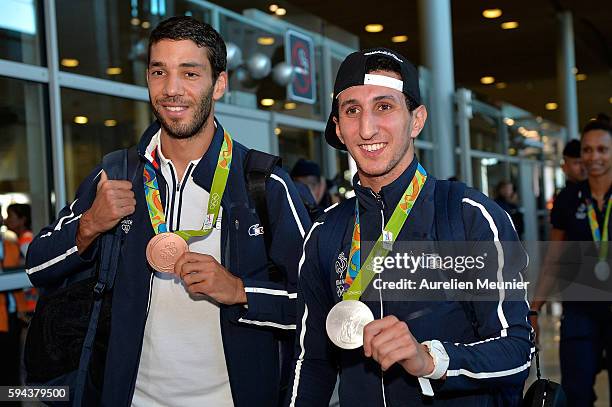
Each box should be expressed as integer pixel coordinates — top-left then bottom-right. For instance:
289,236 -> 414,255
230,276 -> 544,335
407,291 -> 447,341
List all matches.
576,73 -> 587,81
74,116 -> 88,124
130,17 -> 140,26
284,102 -> 297,110
274,127 -> 281,135
609,97 -> 612,104
480,76 -> 495,85
482,9 -> 502,19
104,119 -> 117,127
495,82 -> 507,89
269,4 -> 278,12
275,7 -> 286,16
61,58 -> 79,68
106,67 -> 122,75
260,98 -> 275,107
501,21 -> 518,29
572,67 -> 578,74
257,37 -> 275,45
365,24 -> 384,33
141,21 -> 151,29
503,118 -> 515,126
391,35 -> 408,43
545,102 -> 558,111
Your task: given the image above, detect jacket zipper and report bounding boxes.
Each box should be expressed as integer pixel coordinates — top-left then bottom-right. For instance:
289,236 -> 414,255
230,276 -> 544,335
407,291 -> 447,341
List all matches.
373,191 -> 388,407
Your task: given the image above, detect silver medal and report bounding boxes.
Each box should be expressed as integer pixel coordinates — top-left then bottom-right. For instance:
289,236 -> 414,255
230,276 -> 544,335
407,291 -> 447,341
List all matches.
594,260 -> 610,281
326,300 -> 375,349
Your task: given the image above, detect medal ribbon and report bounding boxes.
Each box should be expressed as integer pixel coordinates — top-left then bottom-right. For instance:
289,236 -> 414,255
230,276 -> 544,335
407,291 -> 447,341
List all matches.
586,196 -> 612,261
343,163 -> 427,301
143,130 -> 233,241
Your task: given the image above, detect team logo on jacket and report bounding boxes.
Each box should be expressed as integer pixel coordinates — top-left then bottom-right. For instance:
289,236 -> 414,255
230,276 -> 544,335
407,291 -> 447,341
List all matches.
576,203 -> 587,220
121,219 -> 132,234
248,223 -> 264,237
335,252 -> 348,297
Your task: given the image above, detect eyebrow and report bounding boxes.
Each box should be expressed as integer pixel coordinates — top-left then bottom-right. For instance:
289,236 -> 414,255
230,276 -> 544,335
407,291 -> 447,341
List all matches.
339,94 -> 400,109
149,61 -> 206,69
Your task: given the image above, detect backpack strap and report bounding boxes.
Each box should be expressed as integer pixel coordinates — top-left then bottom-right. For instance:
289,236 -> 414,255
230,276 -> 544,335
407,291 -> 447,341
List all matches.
434,180 -> 481,339
244,149 -> 282,281
73,148 -> 138,405
317,198 -> 357,280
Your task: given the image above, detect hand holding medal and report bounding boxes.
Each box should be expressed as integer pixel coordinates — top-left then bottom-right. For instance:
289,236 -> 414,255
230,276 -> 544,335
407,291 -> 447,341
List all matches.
174,252 -> 247,304
325,164 -> 428,350
143,130 -> 233,274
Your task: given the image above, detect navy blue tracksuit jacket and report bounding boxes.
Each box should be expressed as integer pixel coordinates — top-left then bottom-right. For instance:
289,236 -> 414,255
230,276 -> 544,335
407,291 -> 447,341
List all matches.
26,120 -> 311,406
287,159 -> 533,406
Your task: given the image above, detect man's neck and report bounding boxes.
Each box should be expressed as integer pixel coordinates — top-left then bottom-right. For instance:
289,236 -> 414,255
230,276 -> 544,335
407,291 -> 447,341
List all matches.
160,117 -> 215,180
588,170 -> 612,202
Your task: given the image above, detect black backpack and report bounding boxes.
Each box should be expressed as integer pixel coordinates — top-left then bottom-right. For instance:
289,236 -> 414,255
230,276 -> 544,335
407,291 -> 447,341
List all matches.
25,147 -> 140,406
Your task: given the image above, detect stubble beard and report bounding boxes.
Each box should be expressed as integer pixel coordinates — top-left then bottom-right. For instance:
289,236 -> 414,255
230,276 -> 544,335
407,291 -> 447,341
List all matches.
152,86 -> 214,140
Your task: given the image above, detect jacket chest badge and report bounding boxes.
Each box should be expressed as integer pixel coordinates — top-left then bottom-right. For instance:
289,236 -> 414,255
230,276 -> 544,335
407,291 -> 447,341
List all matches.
576,203 -> 587,220
248,223 -> 264,237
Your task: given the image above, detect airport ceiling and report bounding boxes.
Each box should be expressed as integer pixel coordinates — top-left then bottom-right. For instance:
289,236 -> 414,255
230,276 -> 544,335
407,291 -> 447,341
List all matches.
226,0 -> 612,131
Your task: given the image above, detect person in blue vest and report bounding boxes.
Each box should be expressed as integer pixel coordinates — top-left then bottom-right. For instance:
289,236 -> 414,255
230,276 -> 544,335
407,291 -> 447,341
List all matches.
286,48 -> 533,406
26,17 -> 310,406
531,114 -> 612,406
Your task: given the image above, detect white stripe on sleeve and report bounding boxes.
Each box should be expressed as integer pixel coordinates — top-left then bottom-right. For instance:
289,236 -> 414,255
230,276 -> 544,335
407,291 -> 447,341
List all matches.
462,198 -> 509,337
270,173 -> 305,237
26,246 -> 79,275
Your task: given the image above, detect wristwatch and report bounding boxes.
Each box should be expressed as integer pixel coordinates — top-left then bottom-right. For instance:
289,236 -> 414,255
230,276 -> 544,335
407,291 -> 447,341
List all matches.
421,340 -> 450,380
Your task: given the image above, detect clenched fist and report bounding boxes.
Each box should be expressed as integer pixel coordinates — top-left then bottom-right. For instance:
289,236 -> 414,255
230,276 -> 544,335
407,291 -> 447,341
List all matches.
363,315 -> 436,377
77,170 -> 136,253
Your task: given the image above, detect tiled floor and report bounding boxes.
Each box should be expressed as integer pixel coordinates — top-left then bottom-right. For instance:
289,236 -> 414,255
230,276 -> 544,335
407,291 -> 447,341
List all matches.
528,304 -> 610,406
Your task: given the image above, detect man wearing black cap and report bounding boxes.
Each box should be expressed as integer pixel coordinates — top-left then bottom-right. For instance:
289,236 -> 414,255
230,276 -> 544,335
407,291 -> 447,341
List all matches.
291,159 -> 326,220
287,48 -> 532,406
561,139 -> 587,186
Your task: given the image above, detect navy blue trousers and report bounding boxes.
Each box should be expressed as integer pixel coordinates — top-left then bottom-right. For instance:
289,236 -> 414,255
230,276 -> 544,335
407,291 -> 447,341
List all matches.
560,303 -> 612,407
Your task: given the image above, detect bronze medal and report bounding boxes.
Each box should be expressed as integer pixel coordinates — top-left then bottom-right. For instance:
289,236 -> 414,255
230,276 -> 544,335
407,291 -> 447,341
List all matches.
146,232 -> 188,273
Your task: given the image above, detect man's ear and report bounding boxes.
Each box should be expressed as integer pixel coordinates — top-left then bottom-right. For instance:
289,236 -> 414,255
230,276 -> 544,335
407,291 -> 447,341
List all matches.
334,116 -> 346,145
213,71 -> 228,101
409,105 -> 428,139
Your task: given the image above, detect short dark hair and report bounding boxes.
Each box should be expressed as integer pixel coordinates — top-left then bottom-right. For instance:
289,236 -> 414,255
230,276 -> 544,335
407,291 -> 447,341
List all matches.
582,113 -> 612,137
148,16 -> 227,82
365,56 -> 419,111
562,139 -> 581,158
8,203 -> 31,230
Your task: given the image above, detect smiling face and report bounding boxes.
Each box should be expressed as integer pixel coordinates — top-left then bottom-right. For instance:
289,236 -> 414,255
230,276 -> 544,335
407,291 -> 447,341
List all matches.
147,39 -> 227,140
334,70 -> 427,192
582,129 -> 612,178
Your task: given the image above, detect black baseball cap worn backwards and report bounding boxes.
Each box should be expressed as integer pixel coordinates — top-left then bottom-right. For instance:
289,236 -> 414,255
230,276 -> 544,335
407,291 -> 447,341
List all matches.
324,47 -> 421,150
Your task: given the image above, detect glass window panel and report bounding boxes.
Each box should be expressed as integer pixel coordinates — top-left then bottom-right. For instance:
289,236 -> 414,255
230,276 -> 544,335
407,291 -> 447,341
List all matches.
277,125 -> 323,174
61,88 -> 152,199
0,76 -> 48,234
470,111 -> 503,153
471,157 -> 510,197
56,0 -> 211,86
0,0 -> 44,65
